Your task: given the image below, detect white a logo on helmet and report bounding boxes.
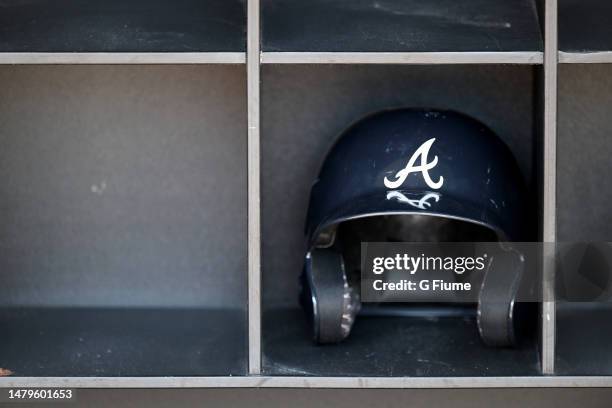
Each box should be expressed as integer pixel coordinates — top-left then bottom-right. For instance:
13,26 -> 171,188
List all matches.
384,138 -> 444,190
386,191 -> 441,210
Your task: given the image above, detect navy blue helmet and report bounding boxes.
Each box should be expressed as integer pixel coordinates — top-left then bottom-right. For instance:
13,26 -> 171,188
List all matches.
306,109 -> 526,248
302,109 -> 528,347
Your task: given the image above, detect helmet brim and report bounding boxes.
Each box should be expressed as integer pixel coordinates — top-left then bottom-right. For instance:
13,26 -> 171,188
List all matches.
309,189 -> 509,249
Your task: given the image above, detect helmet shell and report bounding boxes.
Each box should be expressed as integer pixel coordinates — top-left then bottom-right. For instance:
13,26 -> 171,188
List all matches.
305,109 -> 526,247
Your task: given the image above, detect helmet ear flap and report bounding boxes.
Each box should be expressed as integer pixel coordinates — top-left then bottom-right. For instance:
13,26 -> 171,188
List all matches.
301,248 -> 361,344
477,246 -> 525,347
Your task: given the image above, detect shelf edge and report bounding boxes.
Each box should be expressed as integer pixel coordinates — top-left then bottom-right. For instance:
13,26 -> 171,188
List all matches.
559,51 -> 612,64
0,53 -> 246,65
260,52 -> 544,65
2,376 -> 612,389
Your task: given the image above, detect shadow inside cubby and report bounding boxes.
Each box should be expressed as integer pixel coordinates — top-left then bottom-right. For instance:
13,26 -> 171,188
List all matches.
264,309 -> 539,377
261,64 -> 542,377
262,0 -> 543,53
559,0 -> 612,53
0,65 -> 248,376
0,0 -> 246,53
556,64 -> 612,375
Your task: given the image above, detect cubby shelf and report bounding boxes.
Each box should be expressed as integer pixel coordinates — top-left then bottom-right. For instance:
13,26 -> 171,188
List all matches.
260,0 -> 543,65
260,51 -> 543,65
0,64 -> 248,379
258,62 -> 542,379
0,0 -> 247,53
0,0 -> 611,389
559,0 -> 612,53
262,0 -> 542,53
263,309 -> 540,377
555,63 -> 612,376
558,0 -> 612,63
0,308 -> 246,377
0,0 -> 246,64
0,53 -> 246,65
3,376 -> 612,389
559,52 -> 612,64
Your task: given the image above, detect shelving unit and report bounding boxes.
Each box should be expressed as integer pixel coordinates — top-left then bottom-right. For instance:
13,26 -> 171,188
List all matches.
0,0 -> 610,389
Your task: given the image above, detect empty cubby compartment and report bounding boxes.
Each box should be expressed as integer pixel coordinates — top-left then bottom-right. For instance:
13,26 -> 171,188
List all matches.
0,0 -> 246,53
556,64 -> 612,375
262,0 -> 542,53
261,64 -> 543,377
0,65 -> 248,376
559,0 -> 612,53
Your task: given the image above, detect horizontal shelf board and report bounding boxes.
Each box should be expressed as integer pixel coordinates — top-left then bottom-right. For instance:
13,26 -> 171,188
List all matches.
559,0 -> 612,54
262,0 -> 543,53
3,376 -> 612,389
0,0 -> 246,53
261,52 -> 543,64
559,51 -> 612,64
262,309 -> 540,377
0,308 -> 247,376
0,53 -> 246,64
